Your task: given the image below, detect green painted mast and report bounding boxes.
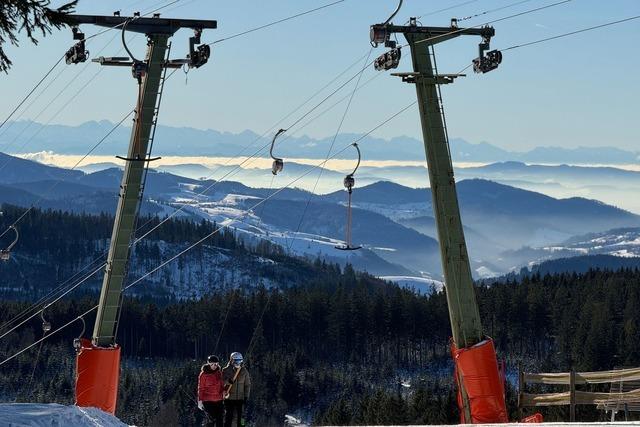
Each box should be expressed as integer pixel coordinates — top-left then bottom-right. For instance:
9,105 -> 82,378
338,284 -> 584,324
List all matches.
372,19 -> 495,350
65,14 -> 217,347
404,31 -> 484,349
92,33 -> 169,346
371,15 -> 501,421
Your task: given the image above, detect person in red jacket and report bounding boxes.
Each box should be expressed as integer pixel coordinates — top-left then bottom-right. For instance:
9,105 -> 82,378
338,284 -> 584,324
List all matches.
198,355 -> 225,427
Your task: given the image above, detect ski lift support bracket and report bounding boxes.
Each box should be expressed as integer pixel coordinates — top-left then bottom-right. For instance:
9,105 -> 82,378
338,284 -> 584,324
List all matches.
391,72 -> 465,85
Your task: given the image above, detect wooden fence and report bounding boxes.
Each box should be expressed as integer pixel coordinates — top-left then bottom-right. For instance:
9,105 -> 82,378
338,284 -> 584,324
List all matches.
518,366 -> 640,422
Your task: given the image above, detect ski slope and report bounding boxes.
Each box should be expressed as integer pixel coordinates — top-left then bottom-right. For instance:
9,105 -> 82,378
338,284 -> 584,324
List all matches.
0,403 -> 128,427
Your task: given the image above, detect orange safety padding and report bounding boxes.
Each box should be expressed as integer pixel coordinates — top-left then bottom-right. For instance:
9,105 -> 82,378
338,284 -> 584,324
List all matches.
521,413 -> 544,423
452,338 -> 509,424
75,338 -> 121,415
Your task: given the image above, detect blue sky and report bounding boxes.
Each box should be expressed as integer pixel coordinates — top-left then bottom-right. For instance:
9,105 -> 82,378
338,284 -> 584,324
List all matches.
0,0 -> 638,152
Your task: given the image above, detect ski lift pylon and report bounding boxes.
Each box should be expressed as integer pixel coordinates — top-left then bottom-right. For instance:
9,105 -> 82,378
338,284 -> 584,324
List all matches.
270,128 -> 287,175
0,226 -> 19,261
335,143 -> 362,251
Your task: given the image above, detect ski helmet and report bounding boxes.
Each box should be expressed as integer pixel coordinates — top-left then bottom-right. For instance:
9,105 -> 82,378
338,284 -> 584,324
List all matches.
230,352 -> 243,366
207,354 -> 219,364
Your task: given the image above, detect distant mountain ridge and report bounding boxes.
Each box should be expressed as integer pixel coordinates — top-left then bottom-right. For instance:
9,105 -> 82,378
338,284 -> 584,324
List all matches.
1,152 -> 639,278
2,120 -> 638,164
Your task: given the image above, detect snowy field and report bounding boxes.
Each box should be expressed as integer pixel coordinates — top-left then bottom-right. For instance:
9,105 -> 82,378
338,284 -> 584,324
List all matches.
2,404 -> 640,427
0,403 -> 128,427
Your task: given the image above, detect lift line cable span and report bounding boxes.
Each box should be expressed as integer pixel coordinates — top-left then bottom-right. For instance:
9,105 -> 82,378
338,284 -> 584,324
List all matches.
0,254 -> 106,335
500,14 -> 640,51
285,48 -> 373,252
455,0 -> 537,22
0,0 -> 181,133
415,0 -> 480,21
0,110 -> 133,244
0,0 -> 581,342
0,100 -> 417,369
0,31 -> 122,162
130,51 -> 375,245
0,59 -> 68,140
206,0 -> 347,45
453,14 -> 640,73
0,56 -> 65,133
0,60 -> 379,345
6,4 -> 631,347
0,48 -> 373,341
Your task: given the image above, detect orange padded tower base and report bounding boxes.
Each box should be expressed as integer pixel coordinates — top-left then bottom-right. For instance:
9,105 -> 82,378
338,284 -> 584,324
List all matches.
75,338 -> 121,415
452,338 -> 509,424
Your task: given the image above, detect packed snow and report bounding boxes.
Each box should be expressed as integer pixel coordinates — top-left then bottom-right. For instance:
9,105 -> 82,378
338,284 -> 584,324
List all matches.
0,403 -> 128,427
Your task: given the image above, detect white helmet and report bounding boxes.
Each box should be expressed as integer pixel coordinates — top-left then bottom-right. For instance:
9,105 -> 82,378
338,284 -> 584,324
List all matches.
230,352 -> 243,366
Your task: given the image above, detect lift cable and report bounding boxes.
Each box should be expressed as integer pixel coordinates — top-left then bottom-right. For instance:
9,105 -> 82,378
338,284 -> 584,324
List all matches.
410,0 -> 574,49
500,14 -> 640,51
206,0 -> 346,46
0,254 -> 106,335
131,51 -> 374,245
455,0 -> 537,22
0,48 -> 372,341
286,48 -> 373,252
0,100 -> 417,368
0,61 -> 68,140
0,0 -> 180,134
453,14 -> 640,74
0,110 -> 133,242
0,0 -> 580,342
0,31 -> 122,161
0,57 -> 65,133
0,263 -> 104,342
82,0 -> 182,43
0,61 -> 383,342
3,3 -> 627,346
415,0 -> 480,20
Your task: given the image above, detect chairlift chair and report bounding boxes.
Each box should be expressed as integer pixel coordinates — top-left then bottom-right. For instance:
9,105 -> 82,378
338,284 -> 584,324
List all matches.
0,226 -> 19,261
270,129 -> 286,175
335,143 -> 362,251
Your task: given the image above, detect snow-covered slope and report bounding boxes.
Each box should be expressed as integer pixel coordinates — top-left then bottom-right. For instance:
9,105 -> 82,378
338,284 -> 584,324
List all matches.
0,403 -> 128,427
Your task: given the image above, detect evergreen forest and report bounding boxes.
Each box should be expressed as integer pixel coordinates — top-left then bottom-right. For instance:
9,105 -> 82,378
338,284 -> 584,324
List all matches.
1,207 -> 639,425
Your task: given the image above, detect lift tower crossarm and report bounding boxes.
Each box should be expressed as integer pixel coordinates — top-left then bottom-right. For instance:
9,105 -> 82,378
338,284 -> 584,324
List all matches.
64,15 -> 217,35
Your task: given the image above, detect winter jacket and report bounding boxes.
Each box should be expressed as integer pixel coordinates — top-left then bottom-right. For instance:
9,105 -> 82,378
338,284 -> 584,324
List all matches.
198,364 -> 224,402
222,364 -> 251,401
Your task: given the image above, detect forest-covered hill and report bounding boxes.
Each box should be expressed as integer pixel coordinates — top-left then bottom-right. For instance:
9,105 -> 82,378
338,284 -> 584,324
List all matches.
2,259 -> 640,425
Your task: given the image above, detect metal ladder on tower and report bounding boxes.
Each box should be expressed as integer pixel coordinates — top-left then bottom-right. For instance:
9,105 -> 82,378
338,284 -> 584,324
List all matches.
112,42 -> 173,341
428,44 -> 455,162
139,41 -> 172,199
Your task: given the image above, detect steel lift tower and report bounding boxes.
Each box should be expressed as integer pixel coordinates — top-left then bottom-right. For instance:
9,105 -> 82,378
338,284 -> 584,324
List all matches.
63,13 -> 216,414
371,2 -> 507,424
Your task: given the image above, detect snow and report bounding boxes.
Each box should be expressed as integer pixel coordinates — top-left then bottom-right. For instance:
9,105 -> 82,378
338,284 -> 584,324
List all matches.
0,403 -> 129,426
380,276 -> 444,294
320,424 -> 640,427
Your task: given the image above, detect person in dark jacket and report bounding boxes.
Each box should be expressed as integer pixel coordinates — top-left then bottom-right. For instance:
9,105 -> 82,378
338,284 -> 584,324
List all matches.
222,352 -> 251,427
198,355 -> 225,427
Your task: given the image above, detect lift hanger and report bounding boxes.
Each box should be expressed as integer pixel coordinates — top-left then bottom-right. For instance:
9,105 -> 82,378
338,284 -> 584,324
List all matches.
270,128 -> 286,175
335,143 -> 362,251
41,310 -> 51,333
0,226 -> 18,261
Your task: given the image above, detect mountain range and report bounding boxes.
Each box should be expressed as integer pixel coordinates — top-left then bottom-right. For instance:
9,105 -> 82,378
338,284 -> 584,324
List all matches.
1,151 -> 639,279
1,120 -> 638,164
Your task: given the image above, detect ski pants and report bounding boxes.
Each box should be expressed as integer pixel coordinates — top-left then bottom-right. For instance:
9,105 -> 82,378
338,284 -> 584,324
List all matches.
224,399 -> 244,427
203,401 -> 224,427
